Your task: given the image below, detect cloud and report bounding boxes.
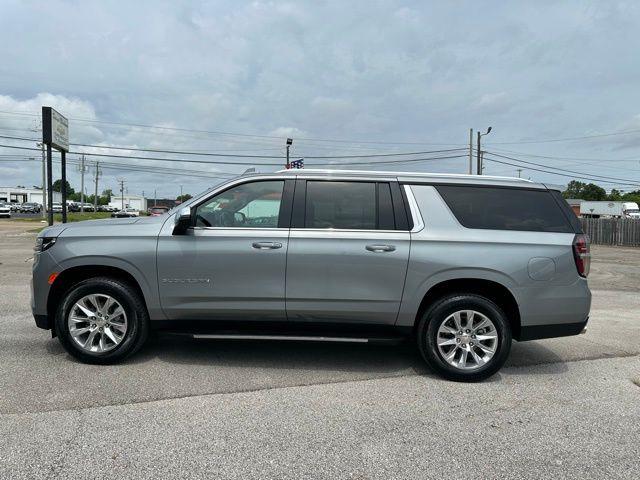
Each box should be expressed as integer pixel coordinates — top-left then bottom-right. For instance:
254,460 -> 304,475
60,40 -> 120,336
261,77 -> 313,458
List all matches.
473,92 -> 513,115
1,1 -> 640,193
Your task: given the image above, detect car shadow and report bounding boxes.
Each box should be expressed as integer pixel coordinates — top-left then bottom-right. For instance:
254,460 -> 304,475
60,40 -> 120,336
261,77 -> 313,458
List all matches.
123,333 -> 569,379
131,334 -> 433,377
504,341 -> 569,375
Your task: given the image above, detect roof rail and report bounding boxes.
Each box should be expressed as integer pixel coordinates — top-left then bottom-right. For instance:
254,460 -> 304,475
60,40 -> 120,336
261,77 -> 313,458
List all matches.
275,168 -> 533,182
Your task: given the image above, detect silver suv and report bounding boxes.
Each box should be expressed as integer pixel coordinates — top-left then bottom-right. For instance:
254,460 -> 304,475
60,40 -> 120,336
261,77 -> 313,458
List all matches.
31,170 -> 591,381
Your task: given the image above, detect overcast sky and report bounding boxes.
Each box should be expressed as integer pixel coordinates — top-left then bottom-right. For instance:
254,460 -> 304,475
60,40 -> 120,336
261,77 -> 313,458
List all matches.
1,0 -> 640,198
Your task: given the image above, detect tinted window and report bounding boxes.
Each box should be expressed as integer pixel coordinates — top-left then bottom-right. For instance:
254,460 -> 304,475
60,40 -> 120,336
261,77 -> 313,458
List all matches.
436,185 -> 574,233
305,181 -> 376,229
550,190 -> 582,233
195,181 -> 284,228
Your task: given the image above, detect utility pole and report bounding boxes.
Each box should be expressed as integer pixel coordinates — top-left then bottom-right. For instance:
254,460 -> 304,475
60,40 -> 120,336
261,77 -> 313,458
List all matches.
468,129 -> 473,175
93,162 -> 101,212
476,126 -> 492,175
33,119 -> 47,219
117,178 -> 125,211
286,138 -> 293,169
79,154 -> 86,213
179,185 -> 183,200
154,189 -> 157,207
517,168 -> 522,178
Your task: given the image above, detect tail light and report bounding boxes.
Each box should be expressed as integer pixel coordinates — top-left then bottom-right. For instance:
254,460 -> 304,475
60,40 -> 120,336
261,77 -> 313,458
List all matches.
572,234 -> 590,277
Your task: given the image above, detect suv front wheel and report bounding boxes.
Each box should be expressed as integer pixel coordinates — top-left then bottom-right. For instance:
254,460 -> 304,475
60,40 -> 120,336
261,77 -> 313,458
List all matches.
417,294 -> 512,382
55,277 -> 149,364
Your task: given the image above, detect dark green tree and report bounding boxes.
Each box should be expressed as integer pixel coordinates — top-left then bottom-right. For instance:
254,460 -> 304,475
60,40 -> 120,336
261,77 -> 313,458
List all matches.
52,179 -> 76,195
562,181 -> 586,199
582,183 -> 607,200
608,189 -> 623,201
176,194 -> 193,202
562,181 -> 606,200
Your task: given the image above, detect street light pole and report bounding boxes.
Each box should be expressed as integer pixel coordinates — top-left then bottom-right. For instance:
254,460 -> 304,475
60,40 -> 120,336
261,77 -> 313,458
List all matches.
476,126 -> 492,175
286,138 -> 293,169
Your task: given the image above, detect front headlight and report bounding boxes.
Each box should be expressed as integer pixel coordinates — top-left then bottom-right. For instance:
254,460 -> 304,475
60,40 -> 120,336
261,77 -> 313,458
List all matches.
34,237 -> 56,252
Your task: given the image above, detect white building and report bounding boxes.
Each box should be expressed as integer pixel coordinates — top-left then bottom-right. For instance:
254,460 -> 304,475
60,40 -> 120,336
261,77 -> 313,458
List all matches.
0,187 -> 61,205
109,194 -> 148,212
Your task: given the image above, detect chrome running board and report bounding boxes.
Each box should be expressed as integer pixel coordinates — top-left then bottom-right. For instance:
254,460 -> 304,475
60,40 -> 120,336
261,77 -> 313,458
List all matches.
192,333 -> 369,343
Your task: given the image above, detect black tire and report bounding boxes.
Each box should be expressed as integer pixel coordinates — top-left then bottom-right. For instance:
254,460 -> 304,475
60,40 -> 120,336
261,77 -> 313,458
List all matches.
54,277 -> 149,364
417,294 -> 512,382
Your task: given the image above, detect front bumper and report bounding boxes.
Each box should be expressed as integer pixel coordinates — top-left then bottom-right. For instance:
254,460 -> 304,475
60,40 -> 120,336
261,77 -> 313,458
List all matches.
31,249 -> 60,330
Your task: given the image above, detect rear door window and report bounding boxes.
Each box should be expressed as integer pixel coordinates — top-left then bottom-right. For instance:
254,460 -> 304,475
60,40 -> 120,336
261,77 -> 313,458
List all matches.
435,185 -> 574,233
305,181 -> 377,229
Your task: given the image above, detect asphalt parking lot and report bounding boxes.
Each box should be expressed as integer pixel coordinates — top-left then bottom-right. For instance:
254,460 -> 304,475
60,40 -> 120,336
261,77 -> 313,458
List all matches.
1,220 -> 639,479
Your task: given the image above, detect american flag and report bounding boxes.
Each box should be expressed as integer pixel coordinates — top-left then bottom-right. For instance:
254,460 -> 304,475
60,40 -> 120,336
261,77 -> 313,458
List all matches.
287,158 -> 304,169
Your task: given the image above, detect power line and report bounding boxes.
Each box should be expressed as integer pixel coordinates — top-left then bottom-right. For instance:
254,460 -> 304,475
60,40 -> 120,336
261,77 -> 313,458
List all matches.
486,128 -> 640,145
0,133 -> 466,159
482,155 -> 640,186
484,151 -> 640,184
0,141 -> 468,167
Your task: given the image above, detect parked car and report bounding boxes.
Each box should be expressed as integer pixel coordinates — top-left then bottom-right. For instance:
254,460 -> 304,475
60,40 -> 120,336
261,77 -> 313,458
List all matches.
148,206 -> 169,216
20,202 -> 41,213
10,202 -> 22,212
111,208 -> 140,218
31,170 -> 591,381
49,203 -> 63,213
0,202 -> 11,218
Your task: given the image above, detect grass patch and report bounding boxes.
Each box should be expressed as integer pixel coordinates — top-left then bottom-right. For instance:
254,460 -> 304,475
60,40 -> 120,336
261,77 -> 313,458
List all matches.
10,212 -> 113,223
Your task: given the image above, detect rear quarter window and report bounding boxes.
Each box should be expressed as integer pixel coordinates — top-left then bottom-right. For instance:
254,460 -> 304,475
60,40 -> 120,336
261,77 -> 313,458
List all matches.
435,185 -> 575,233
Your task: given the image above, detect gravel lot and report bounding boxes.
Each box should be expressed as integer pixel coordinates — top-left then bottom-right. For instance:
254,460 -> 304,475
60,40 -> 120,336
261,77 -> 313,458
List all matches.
1,220 -> 639,479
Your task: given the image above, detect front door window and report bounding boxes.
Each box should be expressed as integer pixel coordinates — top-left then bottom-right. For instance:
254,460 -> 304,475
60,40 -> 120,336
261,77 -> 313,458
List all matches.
195,181 -> 285,228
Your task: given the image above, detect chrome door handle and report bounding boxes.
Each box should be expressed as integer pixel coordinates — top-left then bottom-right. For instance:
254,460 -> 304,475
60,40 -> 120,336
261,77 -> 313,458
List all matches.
366,244 -> 396,253
252,241 -> 283,250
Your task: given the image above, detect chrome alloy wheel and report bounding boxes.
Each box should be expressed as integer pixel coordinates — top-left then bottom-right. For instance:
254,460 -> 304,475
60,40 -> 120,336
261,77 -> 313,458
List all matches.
67,294 -> 128,353
436,310 -> 498,370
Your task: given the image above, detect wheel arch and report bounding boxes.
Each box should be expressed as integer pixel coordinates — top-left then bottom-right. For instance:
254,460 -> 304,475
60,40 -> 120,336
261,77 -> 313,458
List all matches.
414,278 -> 521,340
47,265 -> 148,334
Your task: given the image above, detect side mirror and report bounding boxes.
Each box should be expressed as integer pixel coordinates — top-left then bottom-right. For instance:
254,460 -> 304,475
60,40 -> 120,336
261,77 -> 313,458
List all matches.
173,207 -> 192,235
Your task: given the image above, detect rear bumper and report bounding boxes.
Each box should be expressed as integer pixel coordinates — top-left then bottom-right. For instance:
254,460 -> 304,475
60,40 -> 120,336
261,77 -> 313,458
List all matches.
518,316 -> 589,341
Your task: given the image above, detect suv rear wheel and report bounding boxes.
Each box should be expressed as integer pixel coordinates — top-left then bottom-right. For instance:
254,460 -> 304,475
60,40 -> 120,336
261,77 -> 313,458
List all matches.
55,277 -> 149,364
417,294 -> 511,382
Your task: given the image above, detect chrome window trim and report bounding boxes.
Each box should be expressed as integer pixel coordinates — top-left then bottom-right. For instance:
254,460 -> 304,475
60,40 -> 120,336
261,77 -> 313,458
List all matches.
403,185 -> 424,233
289,228 -> 404,234
191,226 -> 287,232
